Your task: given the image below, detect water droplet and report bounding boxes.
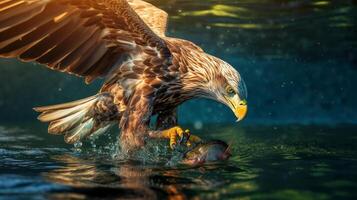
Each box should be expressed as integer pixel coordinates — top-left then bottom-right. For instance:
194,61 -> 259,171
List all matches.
74,141 -> 82,148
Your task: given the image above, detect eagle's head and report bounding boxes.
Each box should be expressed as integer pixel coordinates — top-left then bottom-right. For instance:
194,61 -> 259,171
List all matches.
185,56 -> 248,122
206,60 -> 248,122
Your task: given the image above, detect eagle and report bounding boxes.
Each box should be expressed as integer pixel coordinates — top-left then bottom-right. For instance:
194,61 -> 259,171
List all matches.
0,0 -> 248,153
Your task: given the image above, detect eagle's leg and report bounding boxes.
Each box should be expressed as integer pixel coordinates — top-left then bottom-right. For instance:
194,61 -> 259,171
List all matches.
149,109 -> 202,149
119,92 -> 153,153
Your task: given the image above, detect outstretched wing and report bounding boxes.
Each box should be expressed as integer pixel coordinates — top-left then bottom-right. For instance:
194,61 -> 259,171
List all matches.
0,0 -> 171,83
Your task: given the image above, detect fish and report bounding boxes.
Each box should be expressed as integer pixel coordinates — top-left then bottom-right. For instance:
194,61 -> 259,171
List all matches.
181,140 -> 231,165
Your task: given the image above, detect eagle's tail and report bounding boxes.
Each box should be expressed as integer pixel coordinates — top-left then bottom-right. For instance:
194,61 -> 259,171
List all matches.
33,93 -> 117,144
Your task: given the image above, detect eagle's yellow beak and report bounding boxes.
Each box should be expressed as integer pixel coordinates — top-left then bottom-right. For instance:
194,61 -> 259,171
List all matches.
234,100 -> 247,122
225,95 -> 247,122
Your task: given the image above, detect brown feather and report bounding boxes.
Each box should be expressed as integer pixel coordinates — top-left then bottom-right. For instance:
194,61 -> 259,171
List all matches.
69,41 -> 107,74
84,48 -> 123,83
75,43 -> 108,75
19,17 -> 80,61
54,29 -> 102,71
0,0 -> 172,82
37,22 -> 98,65
0,12 -> 76,57
0,2 -> 66,47
0,2 -> 44,31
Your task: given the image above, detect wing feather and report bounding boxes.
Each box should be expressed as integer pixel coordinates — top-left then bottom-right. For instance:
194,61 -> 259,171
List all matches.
0,12 -> 76,56
36,24 -> 98,65
72,43 -> 108,75
54,29 -> 103,71
0,2 -> 65,49
0,1 -> 44,31
0,0 -> 171,83
19,16 -> 81,61
128,0 -> 168,37
84,48 -> 122,83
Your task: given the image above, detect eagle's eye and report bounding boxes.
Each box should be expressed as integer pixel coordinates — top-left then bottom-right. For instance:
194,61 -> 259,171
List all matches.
225,85 -> 236,96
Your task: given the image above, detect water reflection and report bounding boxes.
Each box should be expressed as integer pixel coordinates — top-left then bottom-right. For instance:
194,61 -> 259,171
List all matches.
44,154 -> 187,199
42,150 -> 261,199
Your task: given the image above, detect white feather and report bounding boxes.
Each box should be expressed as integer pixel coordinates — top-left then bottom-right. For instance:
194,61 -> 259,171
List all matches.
48,108 -> 89,134
37,100 -> 95,122
64,118 -> 94,144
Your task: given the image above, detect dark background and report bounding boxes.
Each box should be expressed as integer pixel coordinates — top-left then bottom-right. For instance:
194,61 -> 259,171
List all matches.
0,0 -> 356,125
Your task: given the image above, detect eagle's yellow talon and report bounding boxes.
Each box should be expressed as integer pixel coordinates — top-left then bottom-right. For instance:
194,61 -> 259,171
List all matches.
188,134 -> 202,143
161,126 -> 202,149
